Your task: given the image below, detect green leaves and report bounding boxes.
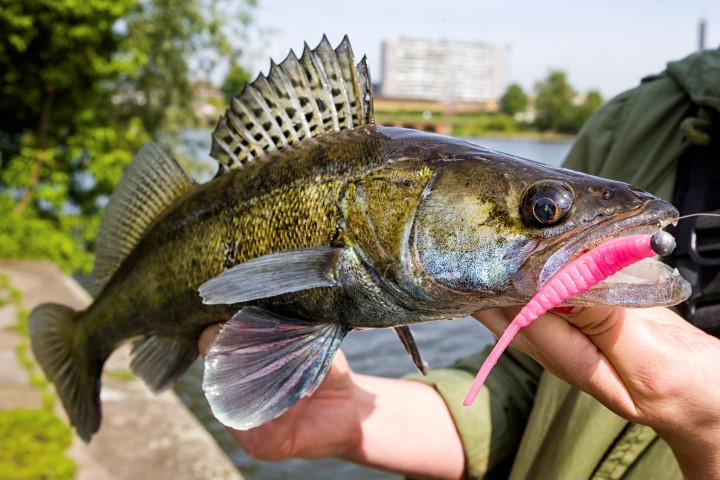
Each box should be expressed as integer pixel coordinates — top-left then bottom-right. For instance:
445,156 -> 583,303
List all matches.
0,409 -> 76,479
0,195 -> 95,273
533,70 -> 604,133
497,73 -> 604,134
500,83 -> 529,117
533,70 -> 577,132
0,0 -> 255,274
221,62 -> 252,104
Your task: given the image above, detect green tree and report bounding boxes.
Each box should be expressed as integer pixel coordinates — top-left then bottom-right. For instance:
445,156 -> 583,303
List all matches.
573,89 -> 604,129
112,0 -> 255,133
533,70 -> 577,133
0,0 -> 138,215
0,0 -> 256,273
221,62 -> 253,104
499,83 -> 529,116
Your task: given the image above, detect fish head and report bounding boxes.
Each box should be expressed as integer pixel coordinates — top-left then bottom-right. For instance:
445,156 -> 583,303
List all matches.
363,130 -> 690,311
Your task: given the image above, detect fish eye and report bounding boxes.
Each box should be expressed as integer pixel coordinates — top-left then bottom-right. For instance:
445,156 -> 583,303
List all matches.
521,181 -> 574,227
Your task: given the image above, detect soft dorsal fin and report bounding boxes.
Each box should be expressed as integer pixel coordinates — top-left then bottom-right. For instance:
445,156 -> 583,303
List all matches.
210,35 -> 374,171
93,142 -> 196,286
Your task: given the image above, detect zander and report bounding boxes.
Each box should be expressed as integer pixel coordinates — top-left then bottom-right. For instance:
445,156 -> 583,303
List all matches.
29,36 -> 690,441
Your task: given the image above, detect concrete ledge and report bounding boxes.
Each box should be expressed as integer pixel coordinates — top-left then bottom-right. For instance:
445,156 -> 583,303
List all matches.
0,261 -> 243,480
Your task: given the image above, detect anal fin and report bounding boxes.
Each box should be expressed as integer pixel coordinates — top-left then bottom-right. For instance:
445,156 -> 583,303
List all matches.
394,326 -> 429,375
203,307 -> 346,430
130,335 -> 198,393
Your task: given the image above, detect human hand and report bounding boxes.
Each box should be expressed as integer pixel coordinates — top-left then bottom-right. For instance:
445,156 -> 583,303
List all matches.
472,306 -> 720,478
198,325 -> 362,460
198,325 -> 466,478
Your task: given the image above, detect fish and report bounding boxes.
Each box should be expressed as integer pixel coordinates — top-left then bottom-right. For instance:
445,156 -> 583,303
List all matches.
28,36 -> 691,441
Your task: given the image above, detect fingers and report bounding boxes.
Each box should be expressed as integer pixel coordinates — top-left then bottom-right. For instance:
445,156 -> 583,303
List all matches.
198,324 -> 221,356
472,307 -> 635,415
226,396 -> 311,460
473,305 -> 715,425
225,350 -> 356,460
196,344 -> 356,461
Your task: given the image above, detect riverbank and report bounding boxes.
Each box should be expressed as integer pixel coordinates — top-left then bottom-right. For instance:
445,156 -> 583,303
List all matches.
374,108 -> 578,141
0,260 -> 243,480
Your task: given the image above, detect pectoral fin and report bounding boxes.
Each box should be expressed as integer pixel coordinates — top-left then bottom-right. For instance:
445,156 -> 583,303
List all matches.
393,326 -> 429,375
203,306 -> 347,430
199,247 -> 341,305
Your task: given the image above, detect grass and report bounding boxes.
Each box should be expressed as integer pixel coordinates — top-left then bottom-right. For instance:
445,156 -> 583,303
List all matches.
375,110 -> 527,136
373,109 -> 578,142
108,368 -> 134,381
0,409 -> 76,479
0,274 -> 77,477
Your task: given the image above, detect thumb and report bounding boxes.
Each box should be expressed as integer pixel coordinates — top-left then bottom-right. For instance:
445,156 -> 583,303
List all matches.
198,324 -> 222,357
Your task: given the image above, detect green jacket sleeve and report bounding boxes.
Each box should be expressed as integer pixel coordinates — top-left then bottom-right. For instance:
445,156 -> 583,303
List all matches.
407,346 -> 542,479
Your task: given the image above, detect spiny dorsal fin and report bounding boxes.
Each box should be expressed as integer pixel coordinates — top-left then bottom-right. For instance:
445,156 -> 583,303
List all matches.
210,35 -> 374,171
93,142 -> 196,286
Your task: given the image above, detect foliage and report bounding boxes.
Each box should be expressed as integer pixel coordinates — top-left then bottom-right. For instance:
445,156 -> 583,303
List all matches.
533,70 -> 604,133
0,0 -> 256,273
0,277 -> 74,478
451,112 -> 524,136
533,70 -> 577,133
0,409 -> 75,479
573,89 -> 604,128
0,0 -> 136,139
0,197 -> 94,273
221,61 -> 253,104
112,0 -> 256,133
376,72 -> 601,137
0,119 -> 149,273
500,83 -> 529,117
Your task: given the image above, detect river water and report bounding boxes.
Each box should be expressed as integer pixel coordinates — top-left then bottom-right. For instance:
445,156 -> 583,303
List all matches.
172,134 -> 573,480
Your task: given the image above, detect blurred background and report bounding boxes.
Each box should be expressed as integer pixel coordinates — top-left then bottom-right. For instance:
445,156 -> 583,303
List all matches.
1,0 -> 717,478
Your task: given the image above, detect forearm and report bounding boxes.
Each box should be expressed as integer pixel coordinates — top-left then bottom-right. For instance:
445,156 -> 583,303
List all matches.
656,421 -> 720,480
341,373 -> 466,480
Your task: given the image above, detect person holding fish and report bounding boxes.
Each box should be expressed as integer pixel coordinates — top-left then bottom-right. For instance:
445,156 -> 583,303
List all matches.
28,37 -> 719,479
194,47 -> 720,479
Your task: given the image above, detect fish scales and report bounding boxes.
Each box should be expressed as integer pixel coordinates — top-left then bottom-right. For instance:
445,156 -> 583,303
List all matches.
85,128 -> 390,343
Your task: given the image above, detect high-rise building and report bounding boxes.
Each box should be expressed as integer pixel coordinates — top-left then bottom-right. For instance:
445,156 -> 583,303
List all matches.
380,38 -> 506,105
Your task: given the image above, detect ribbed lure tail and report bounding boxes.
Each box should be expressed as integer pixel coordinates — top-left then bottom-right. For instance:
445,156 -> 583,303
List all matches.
463,231 -> 676,406
28,304 -> 103,442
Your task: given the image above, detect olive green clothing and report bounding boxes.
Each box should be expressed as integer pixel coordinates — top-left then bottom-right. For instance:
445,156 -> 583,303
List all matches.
411,49 -> 720,479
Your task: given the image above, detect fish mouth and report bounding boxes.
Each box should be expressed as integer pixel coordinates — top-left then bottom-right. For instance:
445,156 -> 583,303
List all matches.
530,199 -> 691,308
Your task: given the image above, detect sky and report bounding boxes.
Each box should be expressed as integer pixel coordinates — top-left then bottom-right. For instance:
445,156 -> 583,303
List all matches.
239,0 -> 720,100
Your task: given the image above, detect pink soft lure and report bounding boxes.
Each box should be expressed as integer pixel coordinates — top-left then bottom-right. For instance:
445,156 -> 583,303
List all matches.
463,231 -> 676,406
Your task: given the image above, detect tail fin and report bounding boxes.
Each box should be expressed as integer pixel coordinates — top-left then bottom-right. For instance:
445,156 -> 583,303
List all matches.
28,303 -> 103,442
